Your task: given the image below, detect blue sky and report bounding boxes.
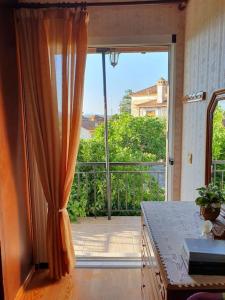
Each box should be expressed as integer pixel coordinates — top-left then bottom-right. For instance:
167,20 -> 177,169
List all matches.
218,100 -> 225,110
83,52 -> 168,115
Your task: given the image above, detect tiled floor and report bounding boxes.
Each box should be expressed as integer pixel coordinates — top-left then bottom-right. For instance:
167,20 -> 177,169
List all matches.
71,216 -> 141,258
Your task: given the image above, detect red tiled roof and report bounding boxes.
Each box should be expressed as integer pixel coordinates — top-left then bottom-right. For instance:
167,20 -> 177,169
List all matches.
82,119 -> 95,131
131,79 -> 168,97
82,115 -> 104,131
131,85 -> 157,97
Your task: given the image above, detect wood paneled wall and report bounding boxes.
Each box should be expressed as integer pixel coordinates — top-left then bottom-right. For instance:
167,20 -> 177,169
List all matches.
181,0 -> 225,201
0,2 -> 34,299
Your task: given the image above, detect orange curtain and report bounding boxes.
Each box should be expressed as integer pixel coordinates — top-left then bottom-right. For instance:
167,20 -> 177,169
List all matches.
15,8 -> 88,279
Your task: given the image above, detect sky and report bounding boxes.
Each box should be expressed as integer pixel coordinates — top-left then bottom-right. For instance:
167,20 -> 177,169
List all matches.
83,52 -> 168,115
218,100 -> 225,110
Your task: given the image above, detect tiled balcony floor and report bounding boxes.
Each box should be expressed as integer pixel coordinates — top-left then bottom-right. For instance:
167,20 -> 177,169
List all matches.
71,216 -> 141,258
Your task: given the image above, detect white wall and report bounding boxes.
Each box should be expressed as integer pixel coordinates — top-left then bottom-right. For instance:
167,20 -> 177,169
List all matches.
88,4 -> 183,45
181,0 -> 225,201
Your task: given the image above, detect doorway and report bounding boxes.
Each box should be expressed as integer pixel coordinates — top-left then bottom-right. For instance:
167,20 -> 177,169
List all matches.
69,47 -> 171,265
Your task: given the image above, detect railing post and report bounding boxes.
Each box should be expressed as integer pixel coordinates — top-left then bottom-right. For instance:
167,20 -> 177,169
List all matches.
101,51 -> 111,220
213,162 -> 216,185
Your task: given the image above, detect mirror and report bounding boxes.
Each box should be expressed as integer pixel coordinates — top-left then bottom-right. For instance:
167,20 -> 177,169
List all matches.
205,90 -> 225,188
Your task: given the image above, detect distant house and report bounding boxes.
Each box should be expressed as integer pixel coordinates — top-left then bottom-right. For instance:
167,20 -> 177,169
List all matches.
80,114 -> 104,139
131,78 -> 168,117
80,127 -> 92,139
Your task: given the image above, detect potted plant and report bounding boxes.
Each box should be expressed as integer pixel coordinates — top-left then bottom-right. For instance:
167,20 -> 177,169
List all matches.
195,183 -> 225,221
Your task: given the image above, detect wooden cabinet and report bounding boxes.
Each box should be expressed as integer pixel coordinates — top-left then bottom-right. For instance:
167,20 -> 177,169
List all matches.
141,202 -> 225,300
141,218 -> 165,300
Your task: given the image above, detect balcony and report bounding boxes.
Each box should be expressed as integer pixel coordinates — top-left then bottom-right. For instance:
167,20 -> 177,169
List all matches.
72,216 -> 141,267
71,160 -> 225,263
70,161 -> 165,264
70,161 -> 165,215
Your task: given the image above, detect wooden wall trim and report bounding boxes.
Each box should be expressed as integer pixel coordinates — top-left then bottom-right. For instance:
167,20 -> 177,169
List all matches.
205,89 -> 225,185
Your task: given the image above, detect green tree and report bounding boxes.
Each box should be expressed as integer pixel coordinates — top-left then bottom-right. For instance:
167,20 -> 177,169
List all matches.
78,114 -> 166,162
212,105 -> 225,189
69,114 -> 166,220
212,105 -> 225,160
119,89 -> 132,114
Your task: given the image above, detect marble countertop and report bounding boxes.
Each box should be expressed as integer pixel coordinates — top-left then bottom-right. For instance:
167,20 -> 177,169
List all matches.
141,201 -> 225,288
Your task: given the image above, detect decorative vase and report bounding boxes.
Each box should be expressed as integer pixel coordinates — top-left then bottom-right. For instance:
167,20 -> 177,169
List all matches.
200,205 -> 221,221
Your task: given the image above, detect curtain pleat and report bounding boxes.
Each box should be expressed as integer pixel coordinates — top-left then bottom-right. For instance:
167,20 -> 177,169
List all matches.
15,8 -> 88,279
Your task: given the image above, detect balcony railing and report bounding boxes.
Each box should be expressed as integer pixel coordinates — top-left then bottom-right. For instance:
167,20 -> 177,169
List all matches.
212,160 -> 225,189
70,162 -> 165,218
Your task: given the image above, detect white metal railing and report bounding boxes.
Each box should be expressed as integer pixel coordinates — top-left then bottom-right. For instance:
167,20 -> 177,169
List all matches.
71,161 -> 166,217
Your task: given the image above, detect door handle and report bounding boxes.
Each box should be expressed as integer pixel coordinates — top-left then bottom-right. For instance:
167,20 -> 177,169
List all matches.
169,158 -> 174,166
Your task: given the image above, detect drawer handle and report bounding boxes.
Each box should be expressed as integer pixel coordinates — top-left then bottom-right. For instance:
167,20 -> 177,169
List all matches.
142,244 -> 146,247
142,263 -> 146,268
142,284 -> 146,288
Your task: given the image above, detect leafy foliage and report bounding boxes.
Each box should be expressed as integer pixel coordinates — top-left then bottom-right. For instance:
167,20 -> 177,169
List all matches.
195,183 -> 225,207
212,105 -> 225,188
78,114 -> 166,162
119,89 -> 132,114
68,114 -> 166,221
212,105 -> 225,160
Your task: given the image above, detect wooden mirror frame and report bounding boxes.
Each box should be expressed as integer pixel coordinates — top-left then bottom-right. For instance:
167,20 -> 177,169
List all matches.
205,89 -> 225,185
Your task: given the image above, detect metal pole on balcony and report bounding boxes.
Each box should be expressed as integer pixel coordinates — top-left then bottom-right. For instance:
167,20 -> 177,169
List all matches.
101,51 -> 112,220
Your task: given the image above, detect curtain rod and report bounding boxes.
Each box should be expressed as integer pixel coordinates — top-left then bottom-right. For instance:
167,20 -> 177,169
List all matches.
15,1 -> 187,10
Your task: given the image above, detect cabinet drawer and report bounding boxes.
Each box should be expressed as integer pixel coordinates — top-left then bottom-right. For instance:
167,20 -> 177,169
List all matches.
142,225 -> 156,263
142,218 -> 166,300
142,262 -> 155,300
142,260 -> 163,300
